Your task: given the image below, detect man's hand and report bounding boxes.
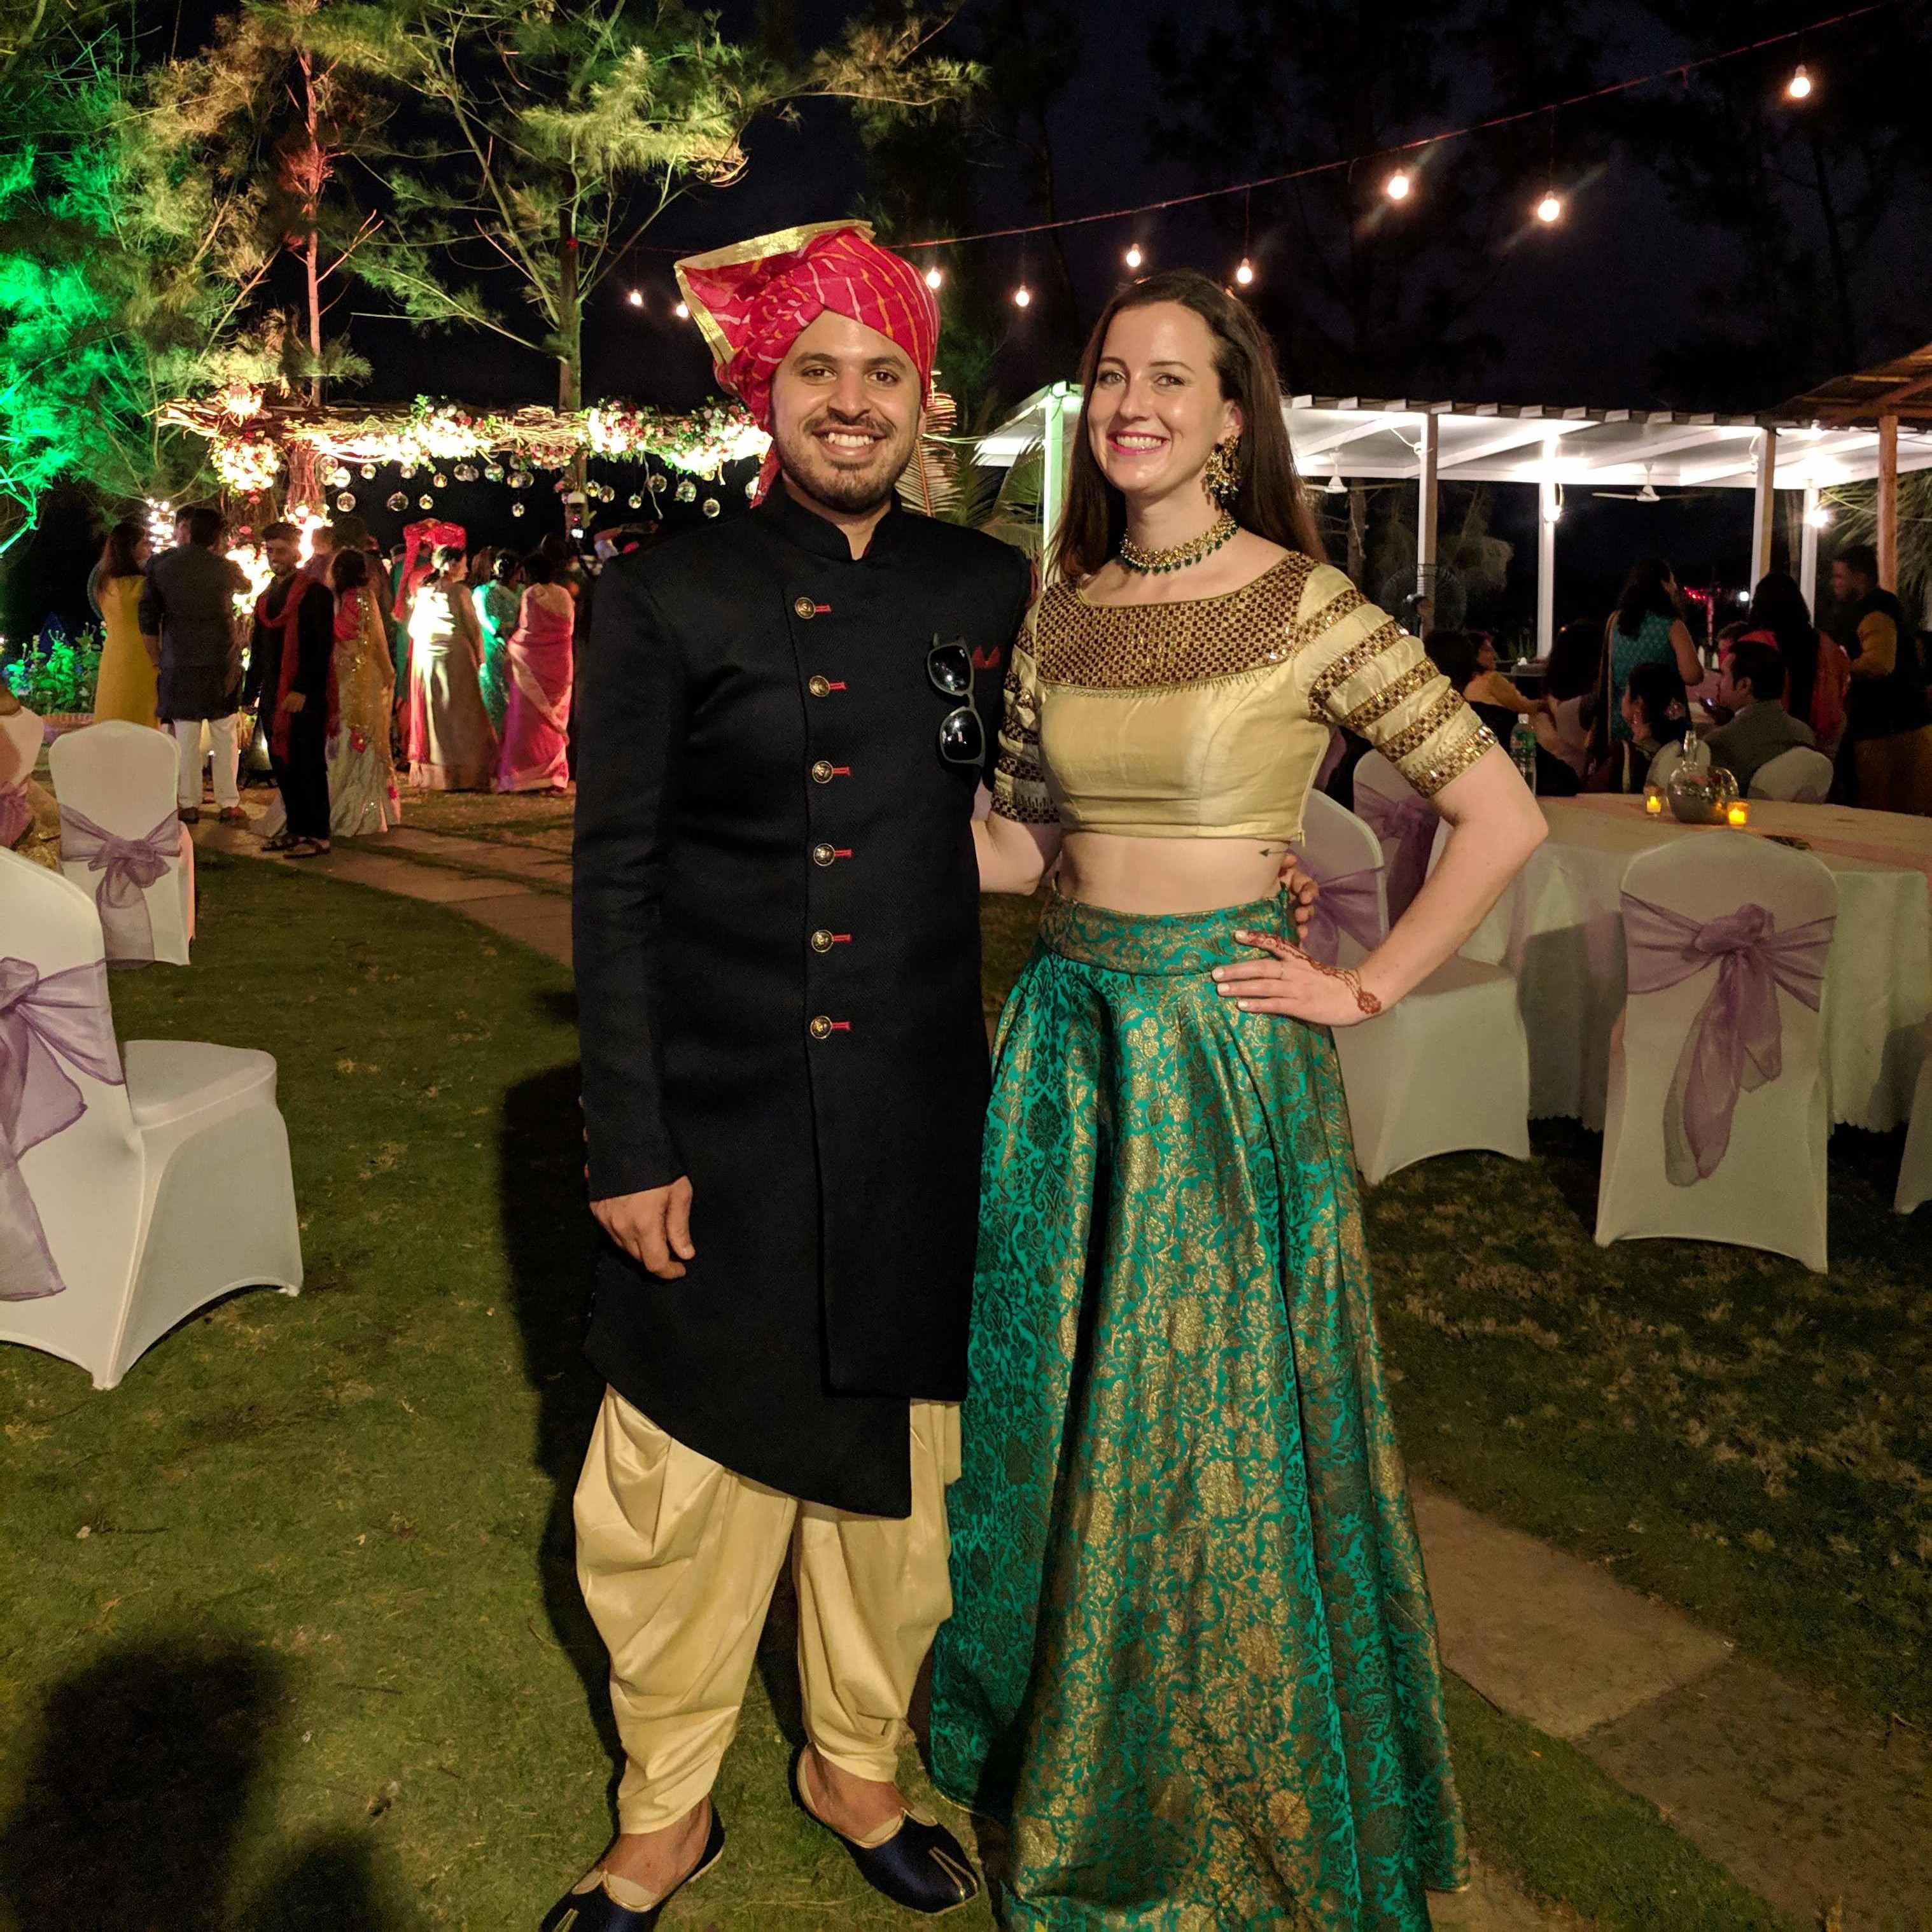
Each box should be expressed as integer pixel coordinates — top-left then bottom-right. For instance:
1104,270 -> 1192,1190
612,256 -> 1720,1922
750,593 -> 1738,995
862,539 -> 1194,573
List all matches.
1276,855 -> 1320,941
591,1177 -> 696,1280
279,690 -> 307,715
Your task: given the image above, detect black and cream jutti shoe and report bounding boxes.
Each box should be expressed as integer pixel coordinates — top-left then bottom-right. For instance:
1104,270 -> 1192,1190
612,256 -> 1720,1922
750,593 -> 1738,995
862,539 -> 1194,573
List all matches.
789,1746 -> 979,1916
538,1806 -> 725,1932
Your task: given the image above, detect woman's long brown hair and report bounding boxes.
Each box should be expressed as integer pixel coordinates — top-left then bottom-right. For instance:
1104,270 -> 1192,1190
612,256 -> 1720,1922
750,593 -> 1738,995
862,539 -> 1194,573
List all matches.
1053,269 -> 1325,584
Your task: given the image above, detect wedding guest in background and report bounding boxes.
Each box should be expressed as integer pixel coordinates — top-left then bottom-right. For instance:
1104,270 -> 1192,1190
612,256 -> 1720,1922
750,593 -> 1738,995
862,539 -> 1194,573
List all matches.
1587,658 -> 1691,795
139,505 -> 251,827
1740,570 -> 1849,757
406,545 -> 495,791
244,520 -> 335,857
1596,557 -> 1702,759
496,553 -> 574,794
88,519 -> 158,729
1832,543 -> 1932,814
325,549 -> 400,838
1539,617 -> 1601,776
1705,636 -> 1817,797
472,550 -> 522,737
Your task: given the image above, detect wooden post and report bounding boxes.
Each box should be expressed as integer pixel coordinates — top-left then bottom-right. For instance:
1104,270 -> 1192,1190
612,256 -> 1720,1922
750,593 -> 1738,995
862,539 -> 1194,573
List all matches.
1751,427 -> 1777,584
1039,384 -> 1074,583
1799,484 -> 1821,612
1878,413 -> 1900,591
1537,471 -> 1558,657
1416,410 -> 1439,618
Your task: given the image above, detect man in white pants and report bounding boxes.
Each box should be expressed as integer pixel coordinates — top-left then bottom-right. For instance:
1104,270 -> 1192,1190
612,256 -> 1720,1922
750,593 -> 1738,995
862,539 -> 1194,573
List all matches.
139,504 -> 251,825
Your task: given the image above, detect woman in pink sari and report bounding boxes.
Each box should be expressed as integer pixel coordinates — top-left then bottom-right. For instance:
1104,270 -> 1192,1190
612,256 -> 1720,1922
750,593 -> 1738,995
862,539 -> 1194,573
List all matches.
496,552 -> 575,794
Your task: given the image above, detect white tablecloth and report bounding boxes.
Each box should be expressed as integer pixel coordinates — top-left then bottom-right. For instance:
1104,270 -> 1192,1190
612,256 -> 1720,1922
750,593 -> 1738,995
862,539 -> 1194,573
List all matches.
1460,796 -> 1932,1131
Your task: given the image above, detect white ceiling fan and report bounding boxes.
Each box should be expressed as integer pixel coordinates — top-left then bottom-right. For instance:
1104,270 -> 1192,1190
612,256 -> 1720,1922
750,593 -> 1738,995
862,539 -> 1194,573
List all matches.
1597,466 -> 1661,503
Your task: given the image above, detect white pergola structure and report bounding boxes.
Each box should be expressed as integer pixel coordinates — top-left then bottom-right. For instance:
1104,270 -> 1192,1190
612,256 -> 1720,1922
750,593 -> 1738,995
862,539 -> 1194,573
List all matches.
979,381 -> 1932,653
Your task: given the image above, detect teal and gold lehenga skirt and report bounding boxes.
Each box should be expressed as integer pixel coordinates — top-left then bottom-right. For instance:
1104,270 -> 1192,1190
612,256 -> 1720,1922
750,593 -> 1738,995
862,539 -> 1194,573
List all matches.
931,890 -> 1467,1930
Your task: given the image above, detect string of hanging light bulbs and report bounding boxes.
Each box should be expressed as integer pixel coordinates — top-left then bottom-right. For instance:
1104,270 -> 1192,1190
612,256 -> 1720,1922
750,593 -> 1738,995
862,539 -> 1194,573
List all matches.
895,1 -> 1871,307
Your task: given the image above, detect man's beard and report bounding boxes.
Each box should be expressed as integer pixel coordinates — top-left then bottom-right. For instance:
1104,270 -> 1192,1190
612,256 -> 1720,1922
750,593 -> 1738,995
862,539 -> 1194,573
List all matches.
773,410 -> 917,514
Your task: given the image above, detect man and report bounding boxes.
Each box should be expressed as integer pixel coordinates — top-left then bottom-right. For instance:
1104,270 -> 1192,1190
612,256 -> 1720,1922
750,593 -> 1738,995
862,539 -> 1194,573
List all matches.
556,223 -> 1024,1932
1831,543 -> 1932,813
139,505 -> 250,826
1707,636 -> 1816,797
242,521 -> 335,856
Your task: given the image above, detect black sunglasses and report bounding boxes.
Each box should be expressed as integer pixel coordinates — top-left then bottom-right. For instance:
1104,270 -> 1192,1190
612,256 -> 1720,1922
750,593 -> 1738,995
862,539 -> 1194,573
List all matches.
927,636 -> 985,769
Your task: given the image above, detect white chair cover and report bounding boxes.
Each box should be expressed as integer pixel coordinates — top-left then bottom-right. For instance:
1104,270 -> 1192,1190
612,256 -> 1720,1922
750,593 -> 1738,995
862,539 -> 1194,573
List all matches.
49,721 -> 194,965
1350,751 -> 1438,925
1749,746 -> 1835,803
1595,830 -> 1838,1271
1896,1025 -> 1932,1215
0,848 -> 300,1386
1296,790 -> 1532,1185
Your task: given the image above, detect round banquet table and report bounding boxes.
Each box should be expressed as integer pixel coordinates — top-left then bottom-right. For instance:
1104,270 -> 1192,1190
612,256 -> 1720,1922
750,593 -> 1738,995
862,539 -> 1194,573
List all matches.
1459,795 -> 1932,1132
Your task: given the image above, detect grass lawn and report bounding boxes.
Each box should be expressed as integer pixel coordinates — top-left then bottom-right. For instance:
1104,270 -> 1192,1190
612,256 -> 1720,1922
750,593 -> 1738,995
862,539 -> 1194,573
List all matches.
0,859 -> 1856,1929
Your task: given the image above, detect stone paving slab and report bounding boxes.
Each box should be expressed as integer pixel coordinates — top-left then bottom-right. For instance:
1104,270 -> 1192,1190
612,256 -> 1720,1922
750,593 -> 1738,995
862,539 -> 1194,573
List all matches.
459,890 -> 573,965
1411,1485 -> 1734,1742
1579,1658 -> 1932,1931
374,827 -> 572,880
299,850 -> 533,904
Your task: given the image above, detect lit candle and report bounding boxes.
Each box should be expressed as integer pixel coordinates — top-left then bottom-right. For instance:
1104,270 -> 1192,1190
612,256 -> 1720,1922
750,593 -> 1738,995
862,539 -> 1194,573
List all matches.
1726,801 -> 1750,828
1644,786 -> 1663,816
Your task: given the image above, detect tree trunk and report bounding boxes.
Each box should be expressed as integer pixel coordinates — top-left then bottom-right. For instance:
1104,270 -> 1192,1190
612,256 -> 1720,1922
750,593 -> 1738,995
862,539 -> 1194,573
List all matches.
298,48 -> 324,403
1347,484 -> 1366,585
558,197 -> 587,512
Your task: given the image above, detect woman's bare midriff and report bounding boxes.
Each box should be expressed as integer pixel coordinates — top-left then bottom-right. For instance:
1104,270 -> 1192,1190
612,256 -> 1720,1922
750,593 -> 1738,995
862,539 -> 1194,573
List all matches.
1054,830 -> 1292,916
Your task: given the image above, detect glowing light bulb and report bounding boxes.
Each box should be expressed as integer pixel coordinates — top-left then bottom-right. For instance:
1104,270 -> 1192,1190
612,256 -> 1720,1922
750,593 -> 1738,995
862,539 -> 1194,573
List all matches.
674,300 -> 689,320
924,265 -> 942,290
1805,501 -> 1833,529
1013,284 -> 1032,308
1234,258 -> 1255,286
1535,192 -> 1563,225
1124,242 -> 1143,270
627,288 -> 644,307
1787,63 -> 1812,101
1385,170 -> 1412,202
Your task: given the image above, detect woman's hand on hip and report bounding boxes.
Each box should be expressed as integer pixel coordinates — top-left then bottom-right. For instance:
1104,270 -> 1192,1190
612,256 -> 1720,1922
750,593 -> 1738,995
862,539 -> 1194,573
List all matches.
1275,856 -> 1319,941
591,1177 -> 696,1279
1214,929 -> 1380,1028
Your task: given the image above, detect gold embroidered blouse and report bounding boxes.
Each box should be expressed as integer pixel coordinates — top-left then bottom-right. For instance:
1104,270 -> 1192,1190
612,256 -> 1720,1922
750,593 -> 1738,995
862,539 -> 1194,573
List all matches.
992,554 -> 1494,838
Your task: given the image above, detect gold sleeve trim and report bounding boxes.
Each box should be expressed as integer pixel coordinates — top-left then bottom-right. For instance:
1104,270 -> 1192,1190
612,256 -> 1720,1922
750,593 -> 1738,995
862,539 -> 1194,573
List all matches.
1307,617 -> 1407,713
991,790 -> 1060,825
1378,687 -> 1468,766
1404,718 -> 1497,797
1340,659 -> 1436,735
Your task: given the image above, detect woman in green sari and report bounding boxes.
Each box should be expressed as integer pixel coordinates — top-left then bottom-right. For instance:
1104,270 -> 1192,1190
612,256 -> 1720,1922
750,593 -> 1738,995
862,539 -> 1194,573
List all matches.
934,271 -> 1546,1929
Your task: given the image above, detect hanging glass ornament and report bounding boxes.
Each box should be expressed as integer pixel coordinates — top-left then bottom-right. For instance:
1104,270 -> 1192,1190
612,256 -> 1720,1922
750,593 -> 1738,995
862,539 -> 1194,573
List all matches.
511,502 -> 526,518
328,466 -> 351,487
627,494 -> 643,510
418,493 -> 433,510
484,463 -> 505,484
386,492 -> 408,512
702,496 -> 721,518
454,463 -> 479,483
432,472 -> 449,489
400,465 -> 417,481
509,470 -> 531,490
675,479 -> 696,503
336,491 -> 356,512
745,477 -> 760,498
360,464 -> 377,480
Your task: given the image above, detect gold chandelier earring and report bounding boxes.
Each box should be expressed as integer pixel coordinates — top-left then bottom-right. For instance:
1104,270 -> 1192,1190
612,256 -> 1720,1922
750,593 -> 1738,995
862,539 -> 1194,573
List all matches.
1202,435 -> 1243,508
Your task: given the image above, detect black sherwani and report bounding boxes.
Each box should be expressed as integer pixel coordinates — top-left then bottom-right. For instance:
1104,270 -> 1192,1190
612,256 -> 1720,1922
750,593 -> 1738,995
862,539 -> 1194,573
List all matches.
573,487 -> 1031,1517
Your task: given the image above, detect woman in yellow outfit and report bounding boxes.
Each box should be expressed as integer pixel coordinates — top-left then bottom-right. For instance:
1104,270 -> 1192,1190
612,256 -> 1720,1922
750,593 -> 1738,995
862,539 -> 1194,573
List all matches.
88,519 -> 158,727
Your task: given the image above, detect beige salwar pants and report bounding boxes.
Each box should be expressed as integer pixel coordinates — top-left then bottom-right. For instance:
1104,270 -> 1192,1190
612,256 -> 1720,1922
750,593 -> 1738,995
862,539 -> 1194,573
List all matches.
573,1387 -> 958,1834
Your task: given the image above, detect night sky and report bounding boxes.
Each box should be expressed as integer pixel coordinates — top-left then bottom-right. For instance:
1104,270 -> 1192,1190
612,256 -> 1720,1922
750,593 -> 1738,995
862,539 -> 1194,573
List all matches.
14,0 -> 1929,644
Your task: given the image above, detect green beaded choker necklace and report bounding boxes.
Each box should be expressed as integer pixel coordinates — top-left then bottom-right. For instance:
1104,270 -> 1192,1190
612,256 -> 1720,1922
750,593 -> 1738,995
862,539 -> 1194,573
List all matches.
1117,510 -> 1238,575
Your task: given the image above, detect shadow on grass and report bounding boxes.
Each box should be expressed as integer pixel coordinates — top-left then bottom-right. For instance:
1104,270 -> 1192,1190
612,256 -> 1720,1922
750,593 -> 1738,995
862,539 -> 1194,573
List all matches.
0,1640 -> 417,1929
498,1061 -> 623,1812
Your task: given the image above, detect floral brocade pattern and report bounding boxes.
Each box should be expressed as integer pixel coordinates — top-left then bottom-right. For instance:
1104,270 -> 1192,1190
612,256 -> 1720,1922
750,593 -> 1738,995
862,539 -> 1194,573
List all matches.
932,893 -> 1467,1929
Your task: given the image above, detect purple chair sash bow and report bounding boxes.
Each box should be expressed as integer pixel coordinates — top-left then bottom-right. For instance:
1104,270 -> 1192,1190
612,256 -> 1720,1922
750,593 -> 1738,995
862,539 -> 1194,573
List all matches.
1621,895 -> 1836,1187
0,956 -> 125,1300
59,805 -> 178,961
1298,857 -> 1387,967
1354,786 -> 1439,923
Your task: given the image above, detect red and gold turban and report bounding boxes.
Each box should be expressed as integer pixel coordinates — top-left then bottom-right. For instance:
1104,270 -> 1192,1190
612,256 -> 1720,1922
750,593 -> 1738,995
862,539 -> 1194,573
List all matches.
675,220 -> 939,502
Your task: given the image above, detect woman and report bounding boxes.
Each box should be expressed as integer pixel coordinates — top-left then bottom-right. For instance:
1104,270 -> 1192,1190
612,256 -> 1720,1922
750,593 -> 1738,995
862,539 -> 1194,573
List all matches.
88,519 -> 158,728
1586,659 -> 1691,794
473,550 -> 521,736
496,552 -> 574,794
932,270 -> 1546,1929
1741,570 -> 1849,757
325,550 -> 401,837
405,546 -> 495,790
1537,617 -> 1602,778
1598,557 -> 1701,752
1431,629 -> 1577,797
